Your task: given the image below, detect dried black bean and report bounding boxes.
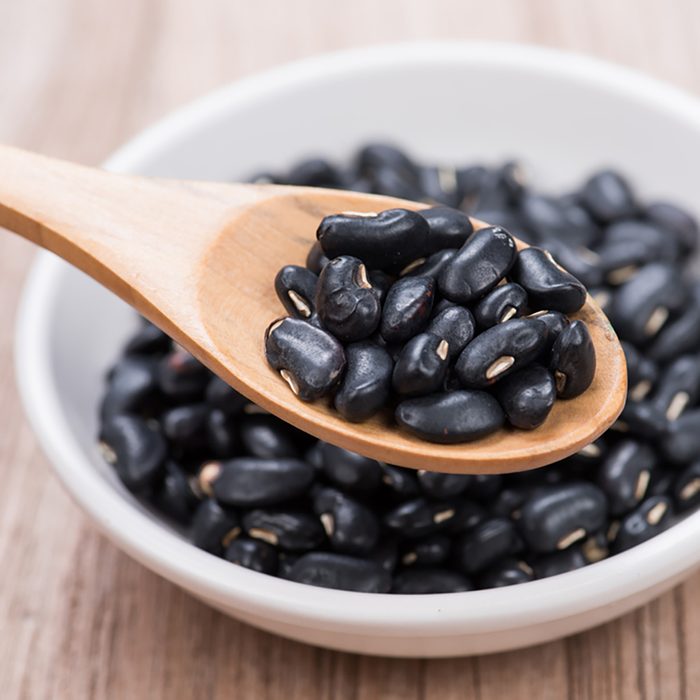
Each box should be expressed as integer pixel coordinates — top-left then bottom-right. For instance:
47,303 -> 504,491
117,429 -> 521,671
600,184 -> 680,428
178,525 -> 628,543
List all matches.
456,318 -> 547,388
157,349 -> 210,400
317,208 -> 430,273
597,238 -> 664,285
306,241 -> 329,274
124,319 -> 171,356
265,317 -> 345,400
660,409 -> 700,465
444,500 -> 488,534
417,470 -> 472,499
469,474 -> 504,501
384,498 -> 459,538
153,461 -> 198,524
540,238 -> 604,289
494,365 -> 556,429
100,356 -> 159,419
426,305 -> 475,360
392,568 -> 472,594
673,461 -> 700,511
597,440 -> 656,516
400,534 -> 451,567
205,376 -> 247,415
579,170 -> 637,222
356,143 -> 420,185
419,167 -> 463,208
205,409 -> 237,457
190,499 -> 240,555
651,355 -> 700,421
274,265 -> 318,319
532,547 -> 587,578
380,276 -> 435,343
319,442 -> 382,492
243,510 -> 325,551
474,283 -> 529,329
367,166 -> 425,202
621,341 -> 658,401
99,414 -> 166,492
519,482 -> 607,553
239,414 -> 300,459
453,518 -> 522,575
368,536 -> 400,573
419,205 -> 474,252
478,558 -> 534,588
403,249 -> 455,279
392,332 -> 450,396
380,464 -> 420,499
396,390 -> 505,443
224,537 -> 279,575
647,296 -> 700,363
519,193 -> 567,241
333,341 -> 393,422
646,201 -> 698,254
611,496 -> 672,553
367,269 -> 393,302
614,401 -> 667,440
513,247 -> 587,313
438,226 -> 517,303
162,403 -> 209,444
289,552 -> 391,592
528,310 -> 569,355
550,320 -> 596,399
287,157 -> 343,187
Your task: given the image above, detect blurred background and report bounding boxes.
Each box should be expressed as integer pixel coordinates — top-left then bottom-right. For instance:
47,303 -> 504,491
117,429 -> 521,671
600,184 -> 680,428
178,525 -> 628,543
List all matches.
2,1 -> 700,698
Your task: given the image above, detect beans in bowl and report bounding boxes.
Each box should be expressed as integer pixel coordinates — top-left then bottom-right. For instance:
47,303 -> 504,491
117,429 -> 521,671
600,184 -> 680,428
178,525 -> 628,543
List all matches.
98,143 -> 699,594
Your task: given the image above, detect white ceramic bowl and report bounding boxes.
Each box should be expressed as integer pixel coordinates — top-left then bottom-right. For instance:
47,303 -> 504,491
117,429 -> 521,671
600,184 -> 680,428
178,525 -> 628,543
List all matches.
15,42 -> 700,658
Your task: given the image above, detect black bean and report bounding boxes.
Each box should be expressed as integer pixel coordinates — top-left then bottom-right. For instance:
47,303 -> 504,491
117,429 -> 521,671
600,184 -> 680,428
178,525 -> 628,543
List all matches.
395,390 -> 505,443
660,409 -> 700,465
319,442 -> 382,493
392,332 -> 450,397
611,496 -> 673,553
532,547 -> 587,578
239,414 -> 300,459
456,318 -> 547,388
368,166 -> 426,201
602,219 -> 671,256
384,498 -> 460,538
368,536 -> 400,573
204,376 -> 247,415
100,356 -> 159,419
190,499 -> 240,555
380,276 -> 435,343
124,319 -> 171,356
224,537 -> 279,575
647,298 -> 700,363
400,534 -> 451,567
99,414 -> 166,492
380,464 -> 420,499
201,458 -> 314,508
519,194 -> 567,241
153,461 -> 199,524
162,403 -> 209,444
456,164 -> 491,207
315,256 -> 381,341
438,226 -> 517,303
557,439 -> 607,476
579,169 -> 637,222
474,283 -> 529,329
205,409 -> 237,457
478,559 -> 534,588
243,510 -> 325,551
417,470 -> 472,499
333,341 -> 393,422
286,157 -> 343,187
274,265 -> 318,319
317,209 -> 430,273
419,167 -> 463,208
312,487 -> 379,555
453,518 -> 522,575
494,365 -> 556,429
157,349 -> 210,401
444,500 -> 488,534
646,201 -> 698,254
549,320 -> 596,399
673,461 -> 700,511
597,440 -> 656,516
519,482 -> 607,553
265,317 -> 345,400
621,341 -> 658,401
648,470 -> 675,499
367,269 -> 393,302
597,238 -> 665,285
528,310 -> 569,355
289,552 -> 391,592
403,249 -> 456,279
306,241 -> 329,274
540,238 -> 604,289
426,305 -> 475,359
650,355 -> 700,421
356,143 -> 420,185
469,474 -> 504,501
419,205 -> 474,252
614,401 -> 668,440
609,263 -> 686,344
392,568 -> 472,594
513,247 -> 587,313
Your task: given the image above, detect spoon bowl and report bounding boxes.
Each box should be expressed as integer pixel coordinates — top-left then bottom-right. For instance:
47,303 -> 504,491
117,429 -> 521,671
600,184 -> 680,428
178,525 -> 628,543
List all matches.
0,144 -> 627,473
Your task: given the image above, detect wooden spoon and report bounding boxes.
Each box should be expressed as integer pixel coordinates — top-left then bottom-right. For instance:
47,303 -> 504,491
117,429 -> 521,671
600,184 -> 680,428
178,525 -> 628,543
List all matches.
0,144 -> 627,474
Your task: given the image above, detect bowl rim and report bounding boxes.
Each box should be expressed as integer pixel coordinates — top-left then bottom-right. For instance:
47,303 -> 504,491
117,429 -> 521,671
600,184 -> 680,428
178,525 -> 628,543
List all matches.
15,40 -> 700,635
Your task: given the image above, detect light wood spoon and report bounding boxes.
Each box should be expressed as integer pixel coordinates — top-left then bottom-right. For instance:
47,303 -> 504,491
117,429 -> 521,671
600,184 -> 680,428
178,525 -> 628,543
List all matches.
0,144 -> 627,474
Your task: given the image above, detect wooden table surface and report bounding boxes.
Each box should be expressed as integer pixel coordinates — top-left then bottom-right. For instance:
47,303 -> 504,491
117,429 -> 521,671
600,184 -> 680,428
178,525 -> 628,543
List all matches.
2,1 -> 700,698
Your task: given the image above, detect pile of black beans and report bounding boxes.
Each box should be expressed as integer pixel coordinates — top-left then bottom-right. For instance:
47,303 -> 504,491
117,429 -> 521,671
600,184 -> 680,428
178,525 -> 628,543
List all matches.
98,143 -> 700,594
266,205 -> 596,442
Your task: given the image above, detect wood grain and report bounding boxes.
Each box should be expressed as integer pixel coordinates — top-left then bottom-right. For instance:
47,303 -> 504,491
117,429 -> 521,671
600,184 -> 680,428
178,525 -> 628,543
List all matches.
1,0 -> 699,698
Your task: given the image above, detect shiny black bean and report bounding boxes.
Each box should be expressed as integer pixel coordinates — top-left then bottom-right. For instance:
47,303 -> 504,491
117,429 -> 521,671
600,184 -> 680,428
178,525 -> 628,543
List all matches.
243,510 -> 325,551
453,518 -> 522,575
205,376 -> 247,415
478,558 -> 534,588
162,403 -> 209,444
356,143 -> 420,184
265,317 -> 345,400
513,247 -> 587,313
660,409 -> 700,465
396,390 -> 505,444
286,157 -> 343,187
419,167 -> 463,208
239,414 -> 300,459
621,342 -> 658,401
306,241 -> 330,274
315,256 -> 381,341
99,414 -> 166,492
651,355 -> 700,421
456,164 -> 491,207
597,440 -> 656,516
611,496 -> 673,553
469,474 -> 504,501
417,470 -> 472,499
201,458 -> 314,507
614,401 -> 667,439
550,320 -> 596,399
474,283 -> 529,329
648,470 -> 675,499
124,319 -> 171,356
313,487 -> 379,555
368,166 -> 425,201
392,332 -> 450,397
528,310 -> 569,355
401,534 -> 451,567
289,552 -> 391,592
444,500 -> 488,534
597,238 -> 664,285
206,409 -> 237,457
274,265 -> 318,319
380,464 -> 420,499
367,269 -> 393,302
540,238 -> 604,289
673,461 -> 700,511
456,318 -> 547,388
426,305 -> 475,360
438,226 -> 517,303
380,276 -> 435,343
368,537 -> 400,573
392,568 -> 472,594
519,482 -> 607,553
557,197 -> 602,248
317,209 -> 430,273
558,438 -> 607,476
157,349 -> 210,400
532,547 -> 587,578
519,194 -> 567,240
579,169 -> 637,222
403,249 -> 456,279
646,201 -> 699,254
494,365 -> 556,429
224,537 -> 278,575
190,499 -> 240,555
333,341 -> 393,422
419,205 -> 474,252
100,356 -> 159,419
609,263 -> 686,344
384,498 -> 460,538
319,442 -> 382,492
153,461 -> 198,524
647,297 -> 700,363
